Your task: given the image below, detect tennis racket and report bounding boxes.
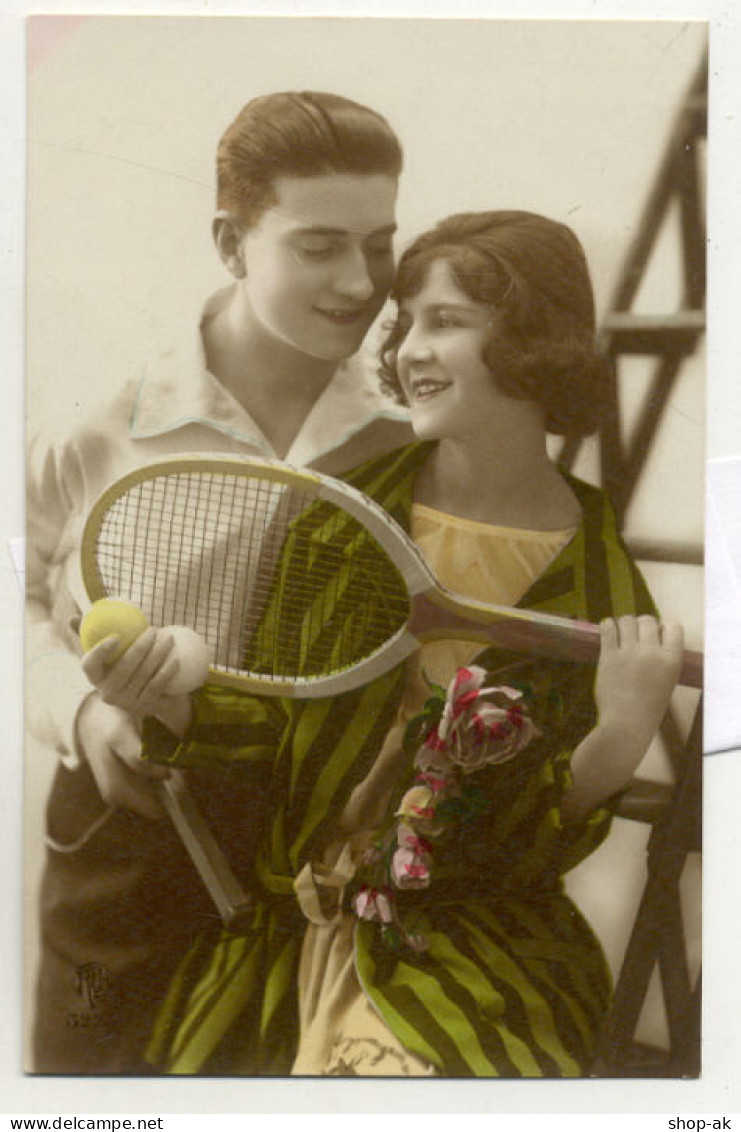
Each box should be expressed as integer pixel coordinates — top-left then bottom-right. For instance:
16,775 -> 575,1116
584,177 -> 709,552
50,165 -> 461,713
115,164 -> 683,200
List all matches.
82,453 -> 703,693
80,453 -> 702,927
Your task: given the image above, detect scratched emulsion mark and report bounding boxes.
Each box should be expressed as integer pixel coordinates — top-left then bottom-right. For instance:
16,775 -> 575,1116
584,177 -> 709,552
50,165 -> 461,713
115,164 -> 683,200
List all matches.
28,15 -> 90,74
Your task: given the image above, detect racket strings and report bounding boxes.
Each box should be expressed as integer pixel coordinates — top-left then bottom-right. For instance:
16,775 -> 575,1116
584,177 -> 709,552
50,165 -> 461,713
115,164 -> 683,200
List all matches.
245,500 -> 412,679
95,473 -> 294,668
93,471 -> 411,684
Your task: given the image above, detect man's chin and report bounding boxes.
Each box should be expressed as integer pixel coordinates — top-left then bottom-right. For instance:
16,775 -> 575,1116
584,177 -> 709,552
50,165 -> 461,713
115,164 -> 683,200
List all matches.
302,337 -> 368,364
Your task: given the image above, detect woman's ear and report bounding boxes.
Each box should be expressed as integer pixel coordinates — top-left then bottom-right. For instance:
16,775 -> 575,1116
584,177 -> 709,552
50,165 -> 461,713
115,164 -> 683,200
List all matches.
213,211 -> 246,278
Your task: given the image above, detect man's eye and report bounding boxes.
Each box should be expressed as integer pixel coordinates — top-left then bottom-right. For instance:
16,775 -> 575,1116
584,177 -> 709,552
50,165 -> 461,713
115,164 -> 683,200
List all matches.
295,242 -> 337,259
366,241 -> 394,259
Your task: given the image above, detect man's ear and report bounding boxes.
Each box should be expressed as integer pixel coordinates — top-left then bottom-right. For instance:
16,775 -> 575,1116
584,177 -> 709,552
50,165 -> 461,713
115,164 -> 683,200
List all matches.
213,211 -> 247,278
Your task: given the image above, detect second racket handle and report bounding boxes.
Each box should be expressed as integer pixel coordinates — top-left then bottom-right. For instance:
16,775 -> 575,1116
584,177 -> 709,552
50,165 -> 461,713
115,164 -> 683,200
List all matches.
160,771 -> 254,933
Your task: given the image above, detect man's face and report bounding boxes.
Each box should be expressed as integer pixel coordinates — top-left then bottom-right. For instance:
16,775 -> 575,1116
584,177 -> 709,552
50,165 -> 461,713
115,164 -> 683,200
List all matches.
238,173 -> 398,362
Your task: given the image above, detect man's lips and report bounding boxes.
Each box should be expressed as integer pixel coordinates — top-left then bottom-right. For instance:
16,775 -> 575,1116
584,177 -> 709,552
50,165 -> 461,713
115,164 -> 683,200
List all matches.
315,307 -> 367,326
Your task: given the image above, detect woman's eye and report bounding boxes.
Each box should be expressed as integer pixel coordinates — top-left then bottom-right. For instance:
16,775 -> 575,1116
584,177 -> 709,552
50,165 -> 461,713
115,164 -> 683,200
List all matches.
436,311 -> 462,329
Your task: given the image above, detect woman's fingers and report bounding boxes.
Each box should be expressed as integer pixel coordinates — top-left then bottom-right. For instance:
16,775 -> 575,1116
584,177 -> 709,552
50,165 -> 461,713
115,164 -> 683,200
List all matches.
636,613 -> 661,645
616,614 -> 640,645
661,619 -> 685,651
599,617 -> 619,651
602,614 -> 674,652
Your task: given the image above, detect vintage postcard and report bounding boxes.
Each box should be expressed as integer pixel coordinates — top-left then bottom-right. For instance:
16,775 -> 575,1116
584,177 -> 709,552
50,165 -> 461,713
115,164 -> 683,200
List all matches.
23,10 -> 706,1100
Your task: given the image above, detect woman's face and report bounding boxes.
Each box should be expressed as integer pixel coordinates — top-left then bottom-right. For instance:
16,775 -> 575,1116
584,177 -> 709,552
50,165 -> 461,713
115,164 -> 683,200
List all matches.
237,173 -> 398,363
395,258 -> 508,442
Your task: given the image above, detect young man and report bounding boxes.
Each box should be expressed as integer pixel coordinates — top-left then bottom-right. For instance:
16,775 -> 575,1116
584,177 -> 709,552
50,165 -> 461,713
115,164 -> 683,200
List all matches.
27,90 -> 411,1073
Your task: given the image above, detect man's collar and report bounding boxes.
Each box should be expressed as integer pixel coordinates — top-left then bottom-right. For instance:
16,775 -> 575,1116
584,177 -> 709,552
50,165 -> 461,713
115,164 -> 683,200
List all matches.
130,285 -> 409,463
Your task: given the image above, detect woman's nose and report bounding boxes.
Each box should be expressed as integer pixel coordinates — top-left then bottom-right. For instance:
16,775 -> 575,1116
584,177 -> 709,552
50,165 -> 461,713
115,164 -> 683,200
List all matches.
398,324 -> 433,365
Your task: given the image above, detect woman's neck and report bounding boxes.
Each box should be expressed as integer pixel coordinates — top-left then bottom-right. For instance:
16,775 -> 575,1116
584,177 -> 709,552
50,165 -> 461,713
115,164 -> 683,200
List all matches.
203,291 -> 338,458
415,431 -> 582,531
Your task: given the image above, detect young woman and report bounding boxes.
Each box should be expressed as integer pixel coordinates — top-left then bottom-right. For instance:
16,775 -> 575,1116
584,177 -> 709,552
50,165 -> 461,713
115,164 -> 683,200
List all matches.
85,211 -> 684,1077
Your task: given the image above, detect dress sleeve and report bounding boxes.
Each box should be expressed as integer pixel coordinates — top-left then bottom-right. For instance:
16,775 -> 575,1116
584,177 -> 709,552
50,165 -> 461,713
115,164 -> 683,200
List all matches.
453,508 -> 660,892
457,741 -> 614,893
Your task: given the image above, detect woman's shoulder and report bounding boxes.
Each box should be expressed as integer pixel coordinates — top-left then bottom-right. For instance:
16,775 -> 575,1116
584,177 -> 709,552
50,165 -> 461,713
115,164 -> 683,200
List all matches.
560,469 -> 657,616
559,468 -> 614,512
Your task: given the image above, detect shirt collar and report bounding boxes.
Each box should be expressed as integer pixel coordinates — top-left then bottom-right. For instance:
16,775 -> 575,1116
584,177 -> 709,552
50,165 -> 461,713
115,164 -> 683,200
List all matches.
130,285 -> 409,464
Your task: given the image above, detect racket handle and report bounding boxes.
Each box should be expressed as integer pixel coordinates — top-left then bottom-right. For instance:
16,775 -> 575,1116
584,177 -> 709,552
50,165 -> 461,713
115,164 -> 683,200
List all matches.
678,648 -> 703,690
412,599 -> 704,689
160,771 -> 254,932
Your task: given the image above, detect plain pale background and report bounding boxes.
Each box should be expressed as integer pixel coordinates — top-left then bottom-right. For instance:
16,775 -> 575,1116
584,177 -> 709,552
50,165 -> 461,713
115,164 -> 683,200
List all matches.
5,0 -> 741,1118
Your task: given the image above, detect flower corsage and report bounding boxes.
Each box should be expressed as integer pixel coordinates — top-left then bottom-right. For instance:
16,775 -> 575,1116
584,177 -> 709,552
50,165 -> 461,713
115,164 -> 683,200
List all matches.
352,665 -> 540,952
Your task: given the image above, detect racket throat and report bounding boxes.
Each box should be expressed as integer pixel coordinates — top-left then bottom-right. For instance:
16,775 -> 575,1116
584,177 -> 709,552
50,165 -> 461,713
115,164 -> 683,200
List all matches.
408,590 -> 601,665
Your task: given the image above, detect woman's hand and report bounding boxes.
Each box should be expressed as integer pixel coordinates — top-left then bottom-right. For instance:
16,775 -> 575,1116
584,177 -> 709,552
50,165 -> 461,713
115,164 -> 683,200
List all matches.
81,626 -> 193,736
594,615 -> 684,744
563,614 -> 684,823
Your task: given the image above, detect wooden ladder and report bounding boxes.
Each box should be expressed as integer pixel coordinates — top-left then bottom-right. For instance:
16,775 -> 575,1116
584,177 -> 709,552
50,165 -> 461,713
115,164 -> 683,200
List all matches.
567,53 -> 707,1077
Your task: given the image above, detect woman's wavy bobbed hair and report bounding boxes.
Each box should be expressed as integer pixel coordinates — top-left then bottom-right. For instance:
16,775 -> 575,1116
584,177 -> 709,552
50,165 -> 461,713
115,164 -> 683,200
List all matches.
379,210 -> 610,437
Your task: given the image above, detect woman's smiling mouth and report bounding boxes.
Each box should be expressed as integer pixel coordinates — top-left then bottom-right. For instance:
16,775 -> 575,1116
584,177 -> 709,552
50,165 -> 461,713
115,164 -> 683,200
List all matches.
410,377 -> 452,401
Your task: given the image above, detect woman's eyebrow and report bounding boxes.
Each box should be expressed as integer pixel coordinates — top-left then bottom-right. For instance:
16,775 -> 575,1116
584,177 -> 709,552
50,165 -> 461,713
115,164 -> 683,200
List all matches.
400,302 -> 479,314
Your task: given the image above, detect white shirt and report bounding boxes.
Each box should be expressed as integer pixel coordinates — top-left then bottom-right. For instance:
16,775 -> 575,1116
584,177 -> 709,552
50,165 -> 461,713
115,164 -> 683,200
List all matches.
27,286 -> 411,764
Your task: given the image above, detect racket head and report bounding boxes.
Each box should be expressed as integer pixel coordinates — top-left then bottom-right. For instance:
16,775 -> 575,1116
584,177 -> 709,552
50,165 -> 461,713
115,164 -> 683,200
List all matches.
81,454 -> 703,693
81,454 -> 431,697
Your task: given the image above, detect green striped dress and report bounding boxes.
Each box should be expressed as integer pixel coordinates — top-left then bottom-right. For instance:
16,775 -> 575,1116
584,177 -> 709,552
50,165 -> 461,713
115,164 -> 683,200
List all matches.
141,441 -> 656,1077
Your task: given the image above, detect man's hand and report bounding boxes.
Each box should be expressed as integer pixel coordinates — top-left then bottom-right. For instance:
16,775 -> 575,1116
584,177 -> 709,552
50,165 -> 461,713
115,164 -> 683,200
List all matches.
75,693 -> 170,820
82,627 -> 178,716
81,626 -> 194,737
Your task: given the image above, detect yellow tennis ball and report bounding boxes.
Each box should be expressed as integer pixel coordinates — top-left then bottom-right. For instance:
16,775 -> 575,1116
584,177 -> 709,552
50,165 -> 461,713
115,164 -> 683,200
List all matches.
165,625 -> 213,694
80,598 -> 150,660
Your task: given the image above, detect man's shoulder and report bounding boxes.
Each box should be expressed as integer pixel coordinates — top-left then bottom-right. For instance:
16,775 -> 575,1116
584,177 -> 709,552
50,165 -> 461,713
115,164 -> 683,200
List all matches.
29,372 -> 142,457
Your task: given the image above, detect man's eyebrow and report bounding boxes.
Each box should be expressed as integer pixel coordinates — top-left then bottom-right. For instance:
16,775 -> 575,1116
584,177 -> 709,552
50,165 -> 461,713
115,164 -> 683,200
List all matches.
286,222 -> 398,239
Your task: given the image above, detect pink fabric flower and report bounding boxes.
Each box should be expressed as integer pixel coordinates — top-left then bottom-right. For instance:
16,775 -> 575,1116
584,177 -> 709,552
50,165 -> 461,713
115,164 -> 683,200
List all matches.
353,666 -> 542,952
436,668 -> 538,773
415,745 -> 452,776
353,885 -> 395,923
396,821 -> 433,853
391,845 -> 432,890
437,666 -> 487,741
396,783 -> 434,820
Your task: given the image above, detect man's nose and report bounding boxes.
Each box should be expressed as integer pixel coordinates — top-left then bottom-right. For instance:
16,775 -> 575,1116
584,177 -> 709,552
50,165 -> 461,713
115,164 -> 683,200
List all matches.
332,247 -> 377,301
